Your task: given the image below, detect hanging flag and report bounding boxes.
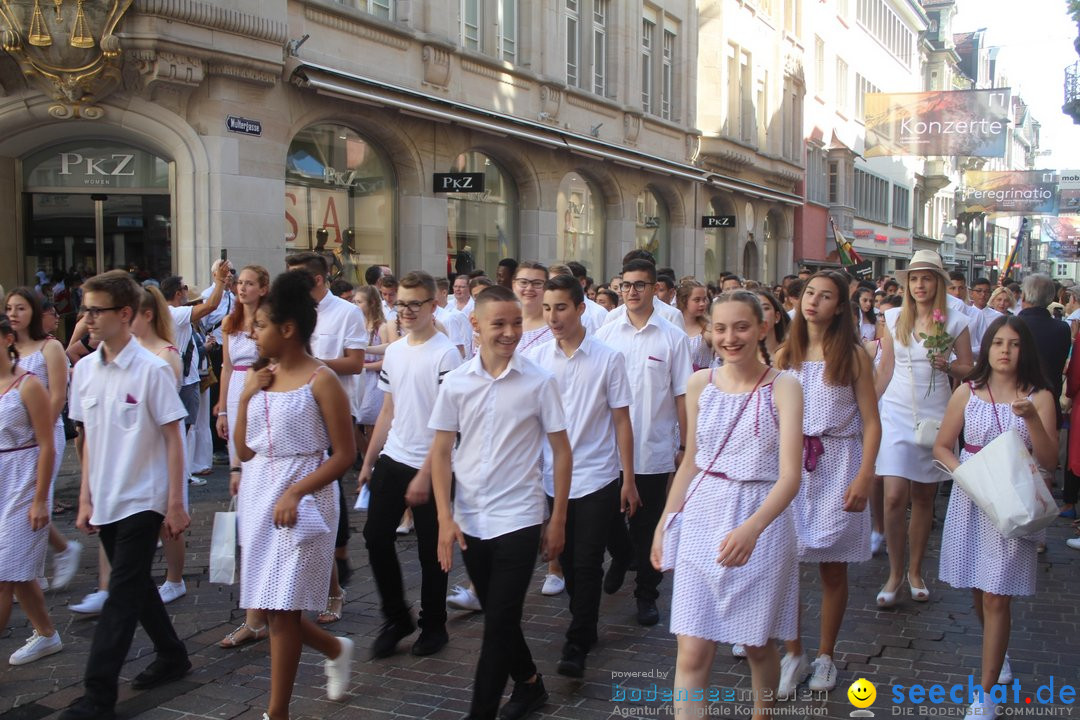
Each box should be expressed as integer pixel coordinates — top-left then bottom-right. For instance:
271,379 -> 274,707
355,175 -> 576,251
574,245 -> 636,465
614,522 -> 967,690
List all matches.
999,218 -> 1029,285
831,218 -> 864,267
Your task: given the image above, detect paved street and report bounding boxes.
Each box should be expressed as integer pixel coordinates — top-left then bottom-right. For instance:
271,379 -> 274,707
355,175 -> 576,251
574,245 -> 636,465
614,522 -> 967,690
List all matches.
2,447 -> 1079,720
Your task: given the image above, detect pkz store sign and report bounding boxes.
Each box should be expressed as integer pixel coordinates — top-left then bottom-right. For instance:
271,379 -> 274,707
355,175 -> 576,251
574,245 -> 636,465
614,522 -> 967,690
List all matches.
23,142 -> 169,191
434,172 -> 486,193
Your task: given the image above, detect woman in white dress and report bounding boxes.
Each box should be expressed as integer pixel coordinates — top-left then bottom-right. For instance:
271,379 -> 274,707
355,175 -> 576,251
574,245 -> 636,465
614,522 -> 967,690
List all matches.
755,289 -> 791,361
234,270 -> 356,720
853,286 -> 878,342
678,280 -> 713,370
876,250 -> 972,607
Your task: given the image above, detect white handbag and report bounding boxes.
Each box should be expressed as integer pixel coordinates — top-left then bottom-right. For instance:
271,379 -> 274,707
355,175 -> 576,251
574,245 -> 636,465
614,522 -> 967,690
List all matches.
208,497 -> 238,585
909,363 -> 942,449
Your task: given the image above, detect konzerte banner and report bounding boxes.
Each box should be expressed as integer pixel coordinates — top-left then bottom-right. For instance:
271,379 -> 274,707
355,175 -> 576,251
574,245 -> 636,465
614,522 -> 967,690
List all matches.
959,170 -> 1059,215
864,89 -> 1011,158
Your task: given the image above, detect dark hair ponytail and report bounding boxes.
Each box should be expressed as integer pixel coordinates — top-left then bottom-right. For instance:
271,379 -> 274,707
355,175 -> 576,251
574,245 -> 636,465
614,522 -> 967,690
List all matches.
0,314 -> 18,368
272,271 -> 318,347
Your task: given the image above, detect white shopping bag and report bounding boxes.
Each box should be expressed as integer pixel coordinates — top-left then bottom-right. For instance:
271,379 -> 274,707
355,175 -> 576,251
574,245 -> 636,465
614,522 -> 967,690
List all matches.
208,498 -> 238,584
354,484 -> 370,511
938,429 -> 1057,539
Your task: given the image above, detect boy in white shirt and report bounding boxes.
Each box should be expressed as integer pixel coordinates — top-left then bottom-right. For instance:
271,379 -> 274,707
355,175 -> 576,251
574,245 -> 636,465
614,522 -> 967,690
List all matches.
359,271 -> 462,659
596,258 -> 692,627
433,276 -> 472,357
525,274 -> 638,679
430,285 -> 572,720
63,271 -> 190,720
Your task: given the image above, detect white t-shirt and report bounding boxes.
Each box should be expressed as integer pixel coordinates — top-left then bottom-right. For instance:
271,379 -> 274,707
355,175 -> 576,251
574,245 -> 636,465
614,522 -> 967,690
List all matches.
429,353 -> 567,540
168,305 -> 200,387
379,332 -> 463,470
525,334 -> 632,498
435,304 -> 472,357
313,291 -> 368,420
69,338 -> 188,525
595,310 -> 693,475
581,298 -> 609,335
603,296 -> 685,330
199,286 -> 234,343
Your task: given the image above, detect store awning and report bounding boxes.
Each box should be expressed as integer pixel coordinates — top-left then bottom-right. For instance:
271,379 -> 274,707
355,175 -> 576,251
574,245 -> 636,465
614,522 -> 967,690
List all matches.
288,60 -> 804,207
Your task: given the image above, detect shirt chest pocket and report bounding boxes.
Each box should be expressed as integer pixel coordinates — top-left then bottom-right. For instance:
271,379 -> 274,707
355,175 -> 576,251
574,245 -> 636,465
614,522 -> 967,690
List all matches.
113,396 -> 142,432
645,356 -> 669,389
313,333 -> 340,360
80,396 -> 101,429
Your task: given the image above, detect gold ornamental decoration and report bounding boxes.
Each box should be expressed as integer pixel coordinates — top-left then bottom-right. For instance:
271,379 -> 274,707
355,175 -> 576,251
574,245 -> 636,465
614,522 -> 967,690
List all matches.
0,0 -> 134,118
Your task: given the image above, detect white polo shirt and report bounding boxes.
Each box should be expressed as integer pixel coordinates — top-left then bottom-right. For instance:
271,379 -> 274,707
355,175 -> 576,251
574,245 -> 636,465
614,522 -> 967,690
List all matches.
961,301 -> 1000,355
429,352 -> 567,540
168,305 -> 200,387
454,296 -> 475,316
581,298 -> 609,335
603,296 -> 685,331
69,338 -> 188,526
526,334 -> 632,498
380,332 -> 463,470
313,290 -> 368,420
435,304 -> 473,357
596,310 -> 692,475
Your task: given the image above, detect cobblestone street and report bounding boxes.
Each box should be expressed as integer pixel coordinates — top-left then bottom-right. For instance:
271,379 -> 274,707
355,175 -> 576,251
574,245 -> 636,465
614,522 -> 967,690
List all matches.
2,449 -> 1078,720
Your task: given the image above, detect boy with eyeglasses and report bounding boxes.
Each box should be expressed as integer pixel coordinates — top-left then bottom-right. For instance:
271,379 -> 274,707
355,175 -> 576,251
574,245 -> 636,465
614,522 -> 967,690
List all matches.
359,271 -> 463,659
595,258 -> 691,627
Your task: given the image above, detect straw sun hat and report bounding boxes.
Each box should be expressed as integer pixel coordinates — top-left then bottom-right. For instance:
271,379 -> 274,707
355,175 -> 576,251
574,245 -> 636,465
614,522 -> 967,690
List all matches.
895,250 -> 950,284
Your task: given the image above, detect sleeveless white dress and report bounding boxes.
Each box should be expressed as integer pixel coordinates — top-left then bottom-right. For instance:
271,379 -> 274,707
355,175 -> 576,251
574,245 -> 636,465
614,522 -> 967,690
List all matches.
0,373 -> 49,581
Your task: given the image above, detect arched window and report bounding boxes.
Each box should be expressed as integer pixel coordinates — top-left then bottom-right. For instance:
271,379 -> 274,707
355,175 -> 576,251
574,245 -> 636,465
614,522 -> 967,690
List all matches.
557,171 -> 605,277
636,186 -> 669,266
704,195 -> 735,282
764,209 -> 784,284
446,152 -> 517,276
285,124 -> 394,286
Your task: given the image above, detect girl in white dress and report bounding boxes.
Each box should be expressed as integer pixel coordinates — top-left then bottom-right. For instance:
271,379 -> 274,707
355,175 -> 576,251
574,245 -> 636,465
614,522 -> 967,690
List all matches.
755,289 -> 791,360
354,286 -> 387,445
514,262 -> 554,355
933,317 -> 1056,718
213,265 -> 271,648
775,272 -> 881,695
853,286 -> 878,342
653,291 -> 803,719
678,280 -> 714,370
234,271 -> 357,720
876,251 -> 972,607
0,314 -> 61,665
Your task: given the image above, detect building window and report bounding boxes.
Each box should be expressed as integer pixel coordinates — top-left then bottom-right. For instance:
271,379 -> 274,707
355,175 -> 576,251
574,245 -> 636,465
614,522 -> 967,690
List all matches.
741,50 -> 753,143
806,143 -> 827,204
784,0 -> 799,35
782,76 -> 802,161
838,0 -> 849,18
726,45 -> 739,138
642,19 -> 654,112
757,72 -> 768,149
892,185 -> 911,228
566,0 -> 580,87
558,172 -> 606,278
593,0 -> 607,96
446,152 -> 518,276
854,168 -> 889,224
285,124 -> 395,284
854,74 -> 880,122
462,0 -> 481,51
636,187 -> 670,266
499,0 -> 517,62
835,57 -> 849,114
856,0 -> 914,64
828,160 -> 840,204
661,29 -> 675,120
338,0 -> 393,19
814,36 -> 825,92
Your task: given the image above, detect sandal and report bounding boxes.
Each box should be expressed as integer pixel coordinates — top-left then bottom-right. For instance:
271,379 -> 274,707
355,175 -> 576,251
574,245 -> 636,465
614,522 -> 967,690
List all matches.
316,590 -> 346,625
219,622 -> 268,648
52,500 -> 72,515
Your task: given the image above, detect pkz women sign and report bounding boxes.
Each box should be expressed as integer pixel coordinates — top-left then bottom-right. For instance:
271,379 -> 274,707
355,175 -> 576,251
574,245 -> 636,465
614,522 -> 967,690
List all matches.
864,89 -> 1011,158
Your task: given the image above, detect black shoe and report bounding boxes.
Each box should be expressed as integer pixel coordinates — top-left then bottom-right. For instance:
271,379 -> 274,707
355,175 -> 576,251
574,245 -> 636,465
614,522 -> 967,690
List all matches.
411,627 -> 449,656
132,657 -> 192,690
557,642 -> 587,678
603,555 -> 629,595
371,616 -> 415,659
636,598 -> 659,626
59,697 -> 116,720
336,557 -> 353,587
498,674 -> 548,720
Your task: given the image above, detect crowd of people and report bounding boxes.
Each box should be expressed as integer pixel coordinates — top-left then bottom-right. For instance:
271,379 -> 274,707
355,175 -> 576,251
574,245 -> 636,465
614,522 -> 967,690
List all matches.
1,245 -> 1079,720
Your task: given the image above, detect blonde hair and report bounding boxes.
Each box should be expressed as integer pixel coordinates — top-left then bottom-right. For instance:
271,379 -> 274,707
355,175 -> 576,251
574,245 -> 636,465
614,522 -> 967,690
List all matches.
356,285 -> 386,333
989,286 -> 1012,310
139,286 -> 175,346
894,271 -> 948,347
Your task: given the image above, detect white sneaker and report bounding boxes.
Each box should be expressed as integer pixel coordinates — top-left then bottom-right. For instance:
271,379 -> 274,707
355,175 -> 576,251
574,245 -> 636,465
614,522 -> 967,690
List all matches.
870,531 -> 886,556
1066,537 -> 1080,550
446,585 -> 482,612
396,519 -> 414,535
51,540 -> 82,590
968,697 -> 999,716
731,643 -> 747,658
325,636 -> 354,701
541,573 -> 565,596
8,630 -> 62,665
777,652 -> 811,700
158,579 -> 187,604
808,654 -> 838,691
70,590 -> 108,614
997,654 -> 1012,684
188,476 -> 207,486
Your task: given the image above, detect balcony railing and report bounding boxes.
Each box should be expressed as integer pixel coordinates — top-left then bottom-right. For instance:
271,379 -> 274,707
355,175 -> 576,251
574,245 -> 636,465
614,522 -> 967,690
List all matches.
1064,62 -> 1080,124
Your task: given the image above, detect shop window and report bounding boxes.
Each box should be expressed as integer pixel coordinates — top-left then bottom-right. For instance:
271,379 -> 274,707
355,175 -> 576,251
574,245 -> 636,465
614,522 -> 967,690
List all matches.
557,171 -> 605,278
636,187 -> 670,266
446,152 -> 518,276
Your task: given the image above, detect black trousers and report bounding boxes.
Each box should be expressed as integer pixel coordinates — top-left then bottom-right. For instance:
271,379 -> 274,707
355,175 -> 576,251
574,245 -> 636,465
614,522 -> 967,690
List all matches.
84,511 -> 187,707
206,343 -> 226,454
627,473 -> 669,601
362,455 -> 447,630
549,479 -> 618,651
463,525 -> 541,720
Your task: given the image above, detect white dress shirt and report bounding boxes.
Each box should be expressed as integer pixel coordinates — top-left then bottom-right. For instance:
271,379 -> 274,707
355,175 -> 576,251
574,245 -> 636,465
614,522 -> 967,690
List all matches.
380,332 -> 463,470
313,290 -> 368,420
526,334 -> 632,498
581,298 -> 609,335
603,296 -> 685,331
199,286 -> 235,344
454,296 -> 475,316
429,353 -> 567,540
435,304 -> 473,357
69,338 -> 188,525
167,305 -> 200,387
595,310 -> 692,475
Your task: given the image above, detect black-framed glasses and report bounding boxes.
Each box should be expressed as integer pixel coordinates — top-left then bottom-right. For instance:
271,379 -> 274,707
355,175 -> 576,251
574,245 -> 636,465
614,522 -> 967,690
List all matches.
618,281 -> 650,294
513,278 -> 546,290
79,306 -> 123,319
392,298 -> 434,313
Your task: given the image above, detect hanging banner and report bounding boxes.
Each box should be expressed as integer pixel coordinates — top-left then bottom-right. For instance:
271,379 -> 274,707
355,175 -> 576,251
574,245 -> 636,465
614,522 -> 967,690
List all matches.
864,89 -> 1011,158
1058,170 -> 1080,213
959,170 -> 1058,216
1044,217 -> 1080,259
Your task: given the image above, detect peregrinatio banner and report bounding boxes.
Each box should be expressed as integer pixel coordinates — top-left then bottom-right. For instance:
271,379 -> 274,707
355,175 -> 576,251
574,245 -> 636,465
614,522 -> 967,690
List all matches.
959,170 -> 1059,215
864,89 -> 1011,158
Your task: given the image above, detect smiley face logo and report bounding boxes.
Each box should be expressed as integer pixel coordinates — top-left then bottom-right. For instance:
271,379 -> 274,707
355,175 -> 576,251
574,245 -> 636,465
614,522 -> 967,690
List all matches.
848,678 -> 876,709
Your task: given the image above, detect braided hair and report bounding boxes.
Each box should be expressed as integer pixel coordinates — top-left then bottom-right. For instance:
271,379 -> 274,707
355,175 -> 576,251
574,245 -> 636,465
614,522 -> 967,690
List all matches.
0,314 -> 19,369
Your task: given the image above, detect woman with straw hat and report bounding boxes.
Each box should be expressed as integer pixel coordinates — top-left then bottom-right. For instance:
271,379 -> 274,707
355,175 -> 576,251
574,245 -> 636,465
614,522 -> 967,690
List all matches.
875,250 -> 973,608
